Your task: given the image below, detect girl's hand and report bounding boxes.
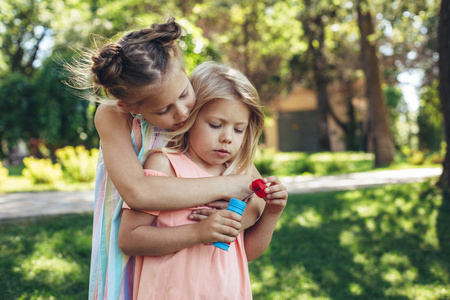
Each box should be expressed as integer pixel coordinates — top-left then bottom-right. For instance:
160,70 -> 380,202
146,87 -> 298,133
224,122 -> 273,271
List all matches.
188,200 -> 228,221
195,210 -> 242,244
262,176 -> 288,214
226,174 -> 254,200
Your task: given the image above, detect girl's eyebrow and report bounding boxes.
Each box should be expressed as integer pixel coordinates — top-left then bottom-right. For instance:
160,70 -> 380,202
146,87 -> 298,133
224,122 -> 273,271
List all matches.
208,115 -> 248,126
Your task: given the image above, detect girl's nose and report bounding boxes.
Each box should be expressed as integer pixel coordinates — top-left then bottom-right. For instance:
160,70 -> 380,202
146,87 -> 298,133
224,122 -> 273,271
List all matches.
220,129 -> 232,144
175,104 -> 189,120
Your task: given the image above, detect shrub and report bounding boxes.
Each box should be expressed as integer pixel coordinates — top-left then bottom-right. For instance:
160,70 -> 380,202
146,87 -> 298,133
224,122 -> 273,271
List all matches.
408,151 -> 425,165
272,152 -> 312,176
0,162 -> 9,184
55,146 -> 99,183
254,148 -> 276,177
22,157 -> 63,184
308,152 -> 374,176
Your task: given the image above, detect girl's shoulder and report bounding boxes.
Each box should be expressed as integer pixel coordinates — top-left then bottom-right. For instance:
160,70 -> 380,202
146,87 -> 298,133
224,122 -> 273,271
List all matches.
95,103 -> 134,136
144,151 -> 176,177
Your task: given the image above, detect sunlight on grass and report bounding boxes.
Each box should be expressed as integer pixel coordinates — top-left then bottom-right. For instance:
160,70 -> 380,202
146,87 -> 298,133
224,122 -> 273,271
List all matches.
349,282 -> 362,296
16,254 -> 81,283
13,233 -> 83,285
295,208 -> 323,227
248,181 -> 450,299
2,182 -> 449,299
0,176 -> 94,193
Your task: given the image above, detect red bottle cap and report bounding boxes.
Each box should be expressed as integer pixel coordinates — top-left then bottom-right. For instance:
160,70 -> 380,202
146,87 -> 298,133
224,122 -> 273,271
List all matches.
251,179 -> 267,198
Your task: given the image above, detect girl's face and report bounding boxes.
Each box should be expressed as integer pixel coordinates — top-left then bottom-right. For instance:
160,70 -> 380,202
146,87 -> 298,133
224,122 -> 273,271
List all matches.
126,69 -> 196,130
186,98 -> 251,175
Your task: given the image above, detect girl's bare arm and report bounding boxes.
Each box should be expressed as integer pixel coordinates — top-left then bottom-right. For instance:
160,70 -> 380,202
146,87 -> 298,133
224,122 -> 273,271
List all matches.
244,176 -> 288,261
118,208 -> 242,256
95,103 -> 255,211
183,165 -> 265,230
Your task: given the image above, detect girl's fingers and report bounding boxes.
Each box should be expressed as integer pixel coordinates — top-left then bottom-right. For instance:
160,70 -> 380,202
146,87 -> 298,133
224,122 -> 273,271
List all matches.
188,209 -> 216,221
264,176 -> 280,185
206,200 -> 228,210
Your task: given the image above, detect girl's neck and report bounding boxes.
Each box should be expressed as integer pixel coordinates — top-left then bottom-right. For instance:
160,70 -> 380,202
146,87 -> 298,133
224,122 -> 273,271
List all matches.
184,151 -> 226,176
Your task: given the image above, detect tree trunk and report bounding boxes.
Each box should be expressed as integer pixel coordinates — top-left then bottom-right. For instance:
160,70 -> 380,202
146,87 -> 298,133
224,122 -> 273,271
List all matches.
356,1 -> 394,167
438,0 -> 450,187
303,0 -> 331,151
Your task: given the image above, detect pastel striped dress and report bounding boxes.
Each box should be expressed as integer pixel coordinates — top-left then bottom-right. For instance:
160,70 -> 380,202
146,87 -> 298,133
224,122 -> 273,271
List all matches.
88,117 -> 167,300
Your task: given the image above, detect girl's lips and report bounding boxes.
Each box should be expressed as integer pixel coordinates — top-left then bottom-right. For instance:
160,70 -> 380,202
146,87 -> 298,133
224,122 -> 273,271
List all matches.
214,150 -> 230,158
174,121 -> 186,128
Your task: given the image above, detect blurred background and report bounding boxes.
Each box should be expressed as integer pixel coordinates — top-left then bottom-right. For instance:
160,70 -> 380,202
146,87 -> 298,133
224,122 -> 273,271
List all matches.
1,1 -> 450,299
0,0 -> 444,175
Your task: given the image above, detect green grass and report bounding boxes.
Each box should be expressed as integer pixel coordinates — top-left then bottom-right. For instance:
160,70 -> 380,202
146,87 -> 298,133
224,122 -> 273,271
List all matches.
0,214 -> 92,299
1,181 -> 449,299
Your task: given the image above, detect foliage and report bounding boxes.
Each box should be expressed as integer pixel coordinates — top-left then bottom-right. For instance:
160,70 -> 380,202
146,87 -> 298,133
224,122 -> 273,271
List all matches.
55,146 -> 99,183
384,85 -> 416,150
22,156 -> 63,184
0,162 -> 9,184
0,72 -> 36,159
1,181 -> 449,299
268,151 -> 375,177
408,150 -> 425,165
254,148 -> 276,177
0,58 -> 98,159
32,58 -> 99,150
417,80 -> 444,152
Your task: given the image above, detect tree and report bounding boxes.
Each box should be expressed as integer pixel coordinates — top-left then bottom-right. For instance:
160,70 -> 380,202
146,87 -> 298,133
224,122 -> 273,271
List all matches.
356,0 -> 394,167
0,73 -> 35,159
438,0 -> 450,187
0,0 -> 57,77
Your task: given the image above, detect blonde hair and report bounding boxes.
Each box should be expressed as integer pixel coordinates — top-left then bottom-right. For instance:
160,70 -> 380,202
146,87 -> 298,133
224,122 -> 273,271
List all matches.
64,17 -> 184,105
167,61 -> 265,175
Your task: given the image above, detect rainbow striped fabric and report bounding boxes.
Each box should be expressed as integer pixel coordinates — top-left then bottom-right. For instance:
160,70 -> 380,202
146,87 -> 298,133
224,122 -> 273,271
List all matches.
88,117 -> 167,300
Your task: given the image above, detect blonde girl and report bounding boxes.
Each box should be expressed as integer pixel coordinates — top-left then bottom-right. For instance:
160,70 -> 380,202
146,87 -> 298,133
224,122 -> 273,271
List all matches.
119,61 -> 288,299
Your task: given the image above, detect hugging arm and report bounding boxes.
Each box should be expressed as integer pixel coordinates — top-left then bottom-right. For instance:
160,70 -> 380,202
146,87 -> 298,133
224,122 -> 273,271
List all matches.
118,152 -> 245,257
95,104 -> 255,211
186,164 -> 266,230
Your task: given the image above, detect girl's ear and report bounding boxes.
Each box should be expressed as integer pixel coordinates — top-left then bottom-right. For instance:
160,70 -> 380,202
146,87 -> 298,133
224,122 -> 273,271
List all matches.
117,101 -> 138,114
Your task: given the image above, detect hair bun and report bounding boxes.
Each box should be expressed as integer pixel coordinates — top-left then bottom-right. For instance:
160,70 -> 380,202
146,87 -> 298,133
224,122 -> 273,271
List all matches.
150,17 -> 182,45
91,44 -> 124,87
121,17 -> 182,46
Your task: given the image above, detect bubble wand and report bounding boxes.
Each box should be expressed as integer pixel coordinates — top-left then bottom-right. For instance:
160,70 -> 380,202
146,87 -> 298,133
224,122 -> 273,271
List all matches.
213,179 -> 267,251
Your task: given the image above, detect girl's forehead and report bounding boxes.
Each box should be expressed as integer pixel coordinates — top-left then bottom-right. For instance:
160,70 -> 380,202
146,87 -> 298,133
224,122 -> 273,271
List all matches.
201,98 -> 250,119
138,70 -> 190,108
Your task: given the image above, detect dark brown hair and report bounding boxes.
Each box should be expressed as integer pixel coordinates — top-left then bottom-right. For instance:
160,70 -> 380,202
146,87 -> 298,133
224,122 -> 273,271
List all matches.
66,17 -> 183,103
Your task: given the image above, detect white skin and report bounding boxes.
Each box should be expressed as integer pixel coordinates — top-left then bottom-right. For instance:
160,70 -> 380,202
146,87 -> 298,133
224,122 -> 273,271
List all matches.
119,98 -> 288,260
95,65 -> 264,228
118,68 -> 195,131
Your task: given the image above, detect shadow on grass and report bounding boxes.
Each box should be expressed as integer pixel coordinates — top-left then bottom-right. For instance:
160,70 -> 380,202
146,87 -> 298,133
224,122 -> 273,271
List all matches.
0,213 -> 92,299
250,181 -> 450,299
1,182 -> 449,299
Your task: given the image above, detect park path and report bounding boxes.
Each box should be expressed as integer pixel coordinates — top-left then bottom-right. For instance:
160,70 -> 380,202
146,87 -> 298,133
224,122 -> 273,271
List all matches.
0,167 -> 442,221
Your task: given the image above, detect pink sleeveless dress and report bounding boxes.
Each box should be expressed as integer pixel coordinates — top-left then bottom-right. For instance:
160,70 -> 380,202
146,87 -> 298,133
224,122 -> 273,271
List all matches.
123,153 -> 252,300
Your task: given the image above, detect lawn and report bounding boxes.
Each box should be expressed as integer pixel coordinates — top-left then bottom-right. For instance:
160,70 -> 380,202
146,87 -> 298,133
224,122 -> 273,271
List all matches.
1,181 -> 449,299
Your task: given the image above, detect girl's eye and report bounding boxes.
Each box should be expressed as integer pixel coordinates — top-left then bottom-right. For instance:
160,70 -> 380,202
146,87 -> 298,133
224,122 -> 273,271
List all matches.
180,89 -> 189,99
209,123 -> 221,129
156,107 -> 170,116
235,128 -> 245,134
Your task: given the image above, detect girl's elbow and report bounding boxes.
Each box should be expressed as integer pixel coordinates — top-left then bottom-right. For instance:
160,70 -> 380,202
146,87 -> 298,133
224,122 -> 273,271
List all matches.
118,232 -> 134,255
121,186 -> 146,210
